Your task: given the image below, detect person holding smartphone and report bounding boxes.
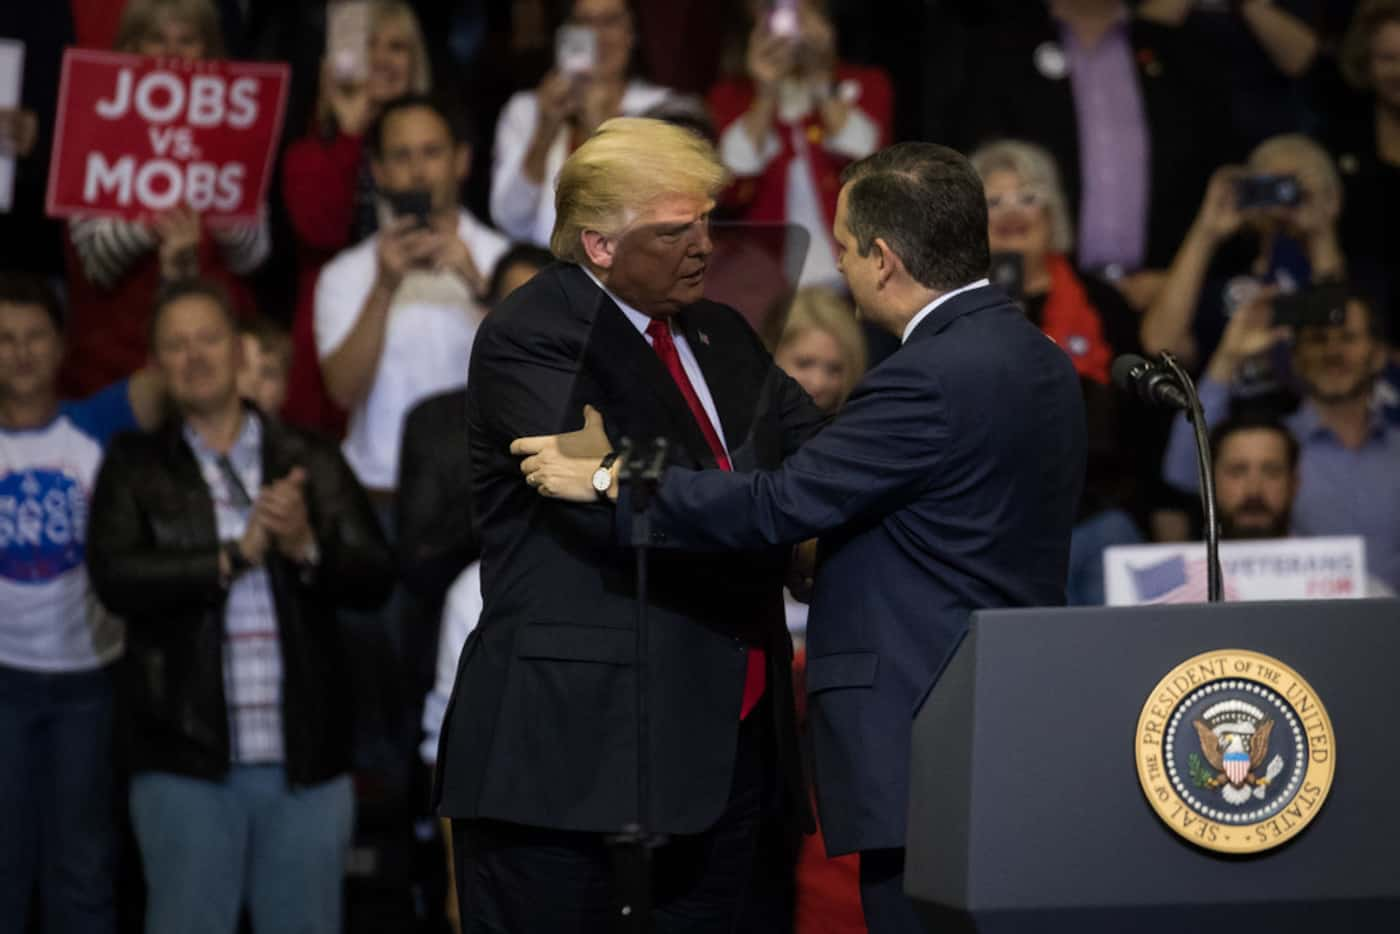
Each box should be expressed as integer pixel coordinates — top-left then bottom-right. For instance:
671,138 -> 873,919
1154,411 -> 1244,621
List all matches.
1141,133 -> 1348,371
281,0 -> 433,436
708,0 -> 893,289
490,0 -> 682,247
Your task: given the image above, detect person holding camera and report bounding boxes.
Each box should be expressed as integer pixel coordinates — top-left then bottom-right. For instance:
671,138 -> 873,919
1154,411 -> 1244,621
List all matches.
491,0 -> 680,246
1141,134 -> 1347,372
282,0 -> 433,435
708,0 -> 893,289
1161,288 -> 1400,593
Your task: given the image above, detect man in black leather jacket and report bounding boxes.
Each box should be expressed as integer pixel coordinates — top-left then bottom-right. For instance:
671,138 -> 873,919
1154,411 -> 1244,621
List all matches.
87,279 -> 394,934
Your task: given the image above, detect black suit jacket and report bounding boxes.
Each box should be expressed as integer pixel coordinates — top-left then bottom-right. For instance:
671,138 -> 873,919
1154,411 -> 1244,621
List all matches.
435,263 -> 827,835
622,285 -> 1087,855
960,13 -> 1232,271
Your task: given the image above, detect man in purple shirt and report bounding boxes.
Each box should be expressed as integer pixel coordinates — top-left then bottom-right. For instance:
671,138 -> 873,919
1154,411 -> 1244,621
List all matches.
1163,290 -> 1400,592
1061,1 -> 1150,278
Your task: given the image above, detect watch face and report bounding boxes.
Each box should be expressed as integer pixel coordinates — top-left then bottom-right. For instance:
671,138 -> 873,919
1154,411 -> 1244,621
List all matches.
592,468 -> 611,493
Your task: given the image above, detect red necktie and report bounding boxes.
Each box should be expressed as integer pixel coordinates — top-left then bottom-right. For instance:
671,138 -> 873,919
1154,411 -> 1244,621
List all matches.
645,318 -> 766,720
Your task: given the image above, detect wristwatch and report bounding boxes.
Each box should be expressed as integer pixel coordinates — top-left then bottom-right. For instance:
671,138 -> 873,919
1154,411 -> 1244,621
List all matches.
221,540 -> 251,587
592,452 -> 620,501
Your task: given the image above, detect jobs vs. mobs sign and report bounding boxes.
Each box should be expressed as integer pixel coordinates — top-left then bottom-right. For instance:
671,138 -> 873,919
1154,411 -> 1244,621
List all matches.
46,49 -> 289,222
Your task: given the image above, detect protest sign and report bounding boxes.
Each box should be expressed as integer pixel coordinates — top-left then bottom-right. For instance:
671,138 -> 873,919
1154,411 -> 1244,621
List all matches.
46,49 -> 288,222
1104,536 -> 1370,606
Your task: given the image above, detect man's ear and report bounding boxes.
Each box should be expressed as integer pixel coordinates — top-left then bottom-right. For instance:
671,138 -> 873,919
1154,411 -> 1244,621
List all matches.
872,237 -> 899,289
581,230 -> 616,270
455,144 -> 472,183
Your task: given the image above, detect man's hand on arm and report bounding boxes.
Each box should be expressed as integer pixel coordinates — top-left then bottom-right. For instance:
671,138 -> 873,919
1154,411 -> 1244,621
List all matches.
512,406 -> 615,503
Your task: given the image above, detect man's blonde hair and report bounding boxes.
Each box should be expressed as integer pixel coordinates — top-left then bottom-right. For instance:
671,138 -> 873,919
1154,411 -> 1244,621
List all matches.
550,117 -> 729,263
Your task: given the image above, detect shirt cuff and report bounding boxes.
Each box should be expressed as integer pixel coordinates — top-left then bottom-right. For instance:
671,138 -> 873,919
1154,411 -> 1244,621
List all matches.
719,119 -> 782,176
822,107 -> 879,161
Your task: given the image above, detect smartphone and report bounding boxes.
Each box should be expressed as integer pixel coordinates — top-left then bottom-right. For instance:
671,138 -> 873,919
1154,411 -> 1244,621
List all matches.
327,0 -> 371,84
556,24 -> 598,76
1236,174 -> 1302,211
1272,284 -> 1349,330
769,0 -> 801,38
989,252 -> 1025,302
386,188 -> 433,229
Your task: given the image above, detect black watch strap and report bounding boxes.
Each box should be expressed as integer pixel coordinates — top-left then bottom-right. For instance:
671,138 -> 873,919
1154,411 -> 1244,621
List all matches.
223,540 -> 252,576
600,451 -> 620,471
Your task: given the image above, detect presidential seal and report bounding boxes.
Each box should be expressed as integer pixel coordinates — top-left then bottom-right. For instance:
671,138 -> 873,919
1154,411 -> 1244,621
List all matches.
1135,650 -> 1334,855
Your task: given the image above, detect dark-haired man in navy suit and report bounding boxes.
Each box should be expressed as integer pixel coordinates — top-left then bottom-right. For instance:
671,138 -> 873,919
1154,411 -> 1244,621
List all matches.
517,141 -> 1088,932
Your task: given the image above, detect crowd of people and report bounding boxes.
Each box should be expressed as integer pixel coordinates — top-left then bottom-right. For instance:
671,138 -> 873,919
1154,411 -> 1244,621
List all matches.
2,0 -> 1399,932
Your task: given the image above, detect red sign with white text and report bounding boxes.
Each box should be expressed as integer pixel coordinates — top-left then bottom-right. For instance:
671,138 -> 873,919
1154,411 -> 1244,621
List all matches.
46,49 -> 289,222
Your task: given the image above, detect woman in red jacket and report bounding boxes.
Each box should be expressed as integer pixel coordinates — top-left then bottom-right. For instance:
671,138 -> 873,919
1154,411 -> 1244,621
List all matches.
280,0 -> 430,434
708,0 -> 892,290
61,0 -> 270,398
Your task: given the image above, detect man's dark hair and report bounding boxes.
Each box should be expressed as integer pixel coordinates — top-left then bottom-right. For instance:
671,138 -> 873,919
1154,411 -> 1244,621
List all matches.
840,142 -> 991,292
0,270 -> 64,333
487,244 -> 555,306
368,92 -> 475,161
1346,289 -> 1389,344
1209,414 -> 1300,473
149,278 -> 238,348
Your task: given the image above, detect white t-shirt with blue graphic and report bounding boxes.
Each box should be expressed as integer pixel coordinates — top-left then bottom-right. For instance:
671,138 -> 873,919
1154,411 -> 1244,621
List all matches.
0,381 -> 135,672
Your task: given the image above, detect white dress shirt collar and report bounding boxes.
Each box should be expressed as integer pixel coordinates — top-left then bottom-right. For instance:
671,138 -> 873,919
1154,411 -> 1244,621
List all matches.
583,266 -> 660,338
900,279 -> 991,344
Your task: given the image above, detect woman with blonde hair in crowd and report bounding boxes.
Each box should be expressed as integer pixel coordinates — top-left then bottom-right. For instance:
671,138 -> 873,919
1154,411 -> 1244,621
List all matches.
281,0 -> 432,434
773,286 -> 866,414
61,0 -> 270,399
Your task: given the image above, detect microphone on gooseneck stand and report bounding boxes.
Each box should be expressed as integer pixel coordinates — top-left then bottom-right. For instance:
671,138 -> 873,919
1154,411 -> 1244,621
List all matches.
1110,352 -> 1225,603
1111,354 -> 1191,412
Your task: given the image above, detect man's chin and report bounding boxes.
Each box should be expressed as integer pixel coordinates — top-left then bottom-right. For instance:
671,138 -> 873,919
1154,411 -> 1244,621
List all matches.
1221,520 -> 1288,541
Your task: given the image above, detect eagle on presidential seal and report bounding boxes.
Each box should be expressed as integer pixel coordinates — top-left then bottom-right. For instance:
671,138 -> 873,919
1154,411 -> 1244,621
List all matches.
1191,699 -> 1286,805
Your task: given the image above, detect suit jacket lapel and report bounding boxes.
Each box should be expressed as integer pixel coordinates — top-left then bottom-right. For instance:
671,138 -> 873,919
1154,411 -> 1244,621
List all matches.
679,309 -> 755,460
565,266 -> 720,469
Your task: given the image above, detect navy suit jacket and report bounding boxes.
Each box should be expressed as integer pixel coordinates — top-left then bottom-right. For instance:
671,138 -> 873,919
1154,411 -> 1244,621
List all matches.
626,284 -> 1087,855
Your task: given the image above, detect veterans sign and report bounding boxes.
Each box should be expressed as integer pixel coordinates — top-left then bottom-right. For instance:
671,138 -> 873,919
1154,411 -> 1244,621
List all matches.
1105,537 -> 1369,606
45,49 -> 288,222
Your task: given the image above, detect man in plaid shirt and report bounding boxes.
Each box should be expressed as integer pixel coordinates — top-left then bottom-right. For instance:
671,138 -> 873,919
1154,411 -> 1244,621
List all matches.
88,279 -> 394,934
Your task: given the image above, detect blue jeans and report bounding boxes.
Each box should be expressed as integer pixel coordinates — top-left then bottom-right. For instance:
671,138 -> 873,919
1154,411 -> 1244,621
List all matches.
0,662 -> 116,933
129,766 -> 354,934
1067,508 -> 1144,606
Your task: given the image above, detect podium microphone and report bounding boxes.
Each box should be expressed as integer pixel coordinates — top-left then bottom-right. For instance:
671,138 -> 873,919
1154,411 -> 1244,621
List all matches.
1111,354 -> 1190,411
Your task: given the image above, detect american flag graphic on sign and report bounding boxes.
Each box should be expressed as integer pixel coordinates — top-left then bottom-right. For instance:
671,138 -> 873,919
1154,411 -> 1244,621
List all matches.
1130,555 -> 1215,604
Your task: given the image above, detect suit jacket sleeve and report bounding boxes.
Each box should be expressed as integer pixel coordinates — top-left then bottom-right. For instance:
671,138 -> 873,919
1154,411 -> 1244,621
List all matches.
470,304 -> 617,546
627,355 -> 947,550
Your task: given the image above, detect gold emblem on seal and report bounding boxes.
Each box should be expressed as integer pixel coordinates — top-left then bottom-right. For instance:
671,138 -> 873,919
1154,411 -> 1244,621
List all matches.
1135,649 -> 1334,855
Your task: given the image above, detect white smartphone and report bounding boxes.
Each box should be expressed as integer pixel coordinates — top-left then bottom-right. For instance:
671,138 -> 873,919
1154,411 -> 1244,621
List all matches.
768,0 -> 801,38
556,25 -> 598,77
327,0 -> 372,84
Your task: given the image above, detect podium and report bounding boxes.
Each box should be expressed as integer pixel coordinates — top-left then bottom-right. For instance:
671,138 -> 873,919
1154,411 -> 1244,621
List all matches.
906,600 -> 1400,932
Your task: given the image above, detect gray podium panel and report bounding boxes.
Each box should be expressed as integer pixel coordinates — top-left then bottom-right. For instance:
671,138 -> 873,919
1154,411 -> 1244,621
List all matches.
907,599 -> 1400,932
